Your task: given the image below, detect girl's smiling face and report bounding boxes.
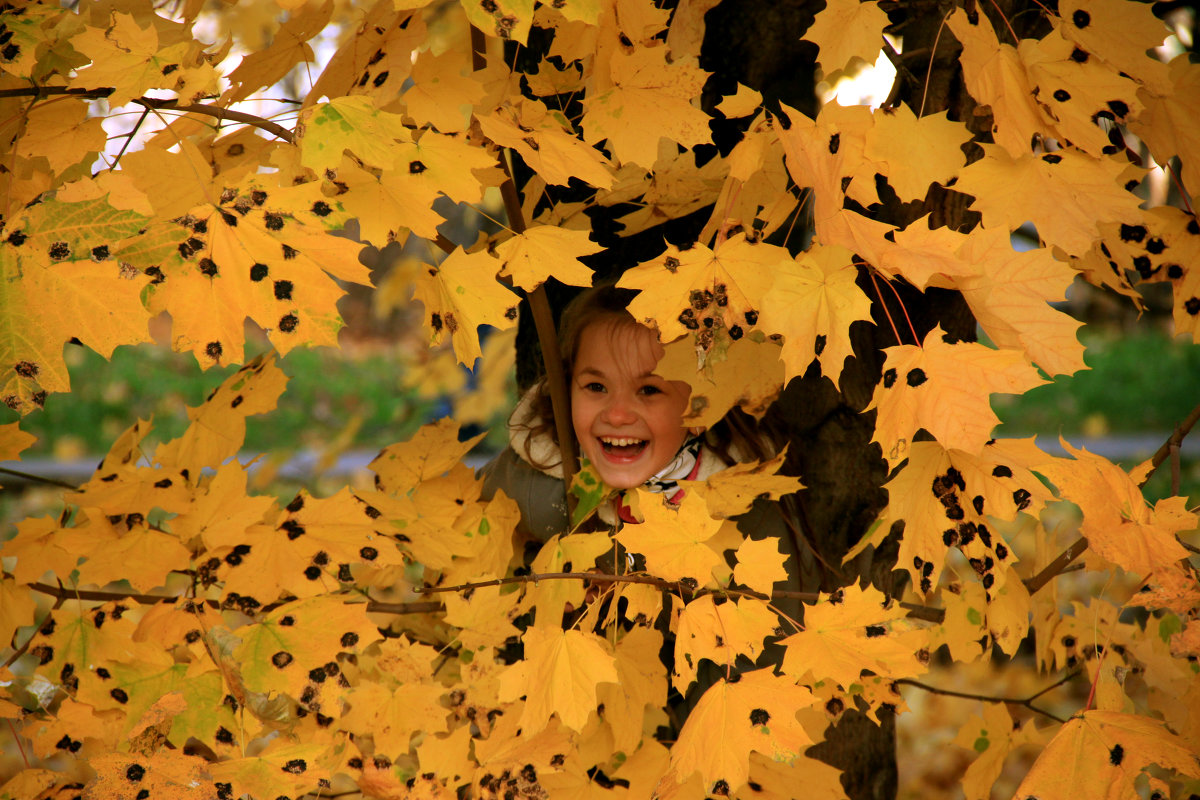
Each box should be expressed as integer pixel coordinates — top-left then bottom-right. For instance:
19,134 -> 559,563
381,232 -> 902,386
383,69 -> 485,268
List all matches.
570,318 -> 691,489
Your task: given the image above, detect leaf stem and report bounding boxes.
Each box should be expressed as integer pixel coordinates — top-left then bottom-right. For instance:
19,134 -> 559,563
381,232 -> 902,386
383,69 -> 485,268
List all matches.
0,466 -> 78,490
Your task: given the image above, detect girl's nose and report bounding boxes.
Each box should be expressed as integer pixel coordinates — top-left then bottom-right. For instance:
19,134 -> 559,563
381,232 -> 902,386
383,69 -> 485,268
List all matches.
602,395 -> 637,425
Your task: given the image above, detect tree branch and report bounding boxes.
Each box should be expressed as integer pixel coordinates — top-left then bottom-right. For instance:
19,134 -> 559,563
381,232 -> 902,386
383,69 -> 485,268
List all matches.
0,466 -> 78,490
0,86 -> 295,142
469,25 -> 580,507
895,668 -> 1081,724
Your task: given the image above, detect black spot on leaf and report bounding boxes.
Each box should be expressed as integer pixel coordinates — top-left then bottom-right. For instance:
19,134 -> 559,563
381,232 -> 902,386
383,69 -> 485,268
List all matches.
341,631 -> 359,648
1072,9 -> 1090,27
48,241 -> 71,260
1042,154 -> 1062,164
91,245 -> 109,261
282,520 -> 305,539
250,263 -> 268,281
1119,224 -> 1146,243
272,651 -> 293,668
282,244 -> 298,260
126,764 -> 145,782
373,71 -> 389,87
906,368 -> 926,387
279,314 -> 299,333
865,624 -> 886,637
111,688 -> 129,703
14,361 -> 37,378
814,334 -> 826,355
749,708 -> 770,725
829,133 -> 840,154
206,341 -> 223,361
1070,47 -> 1089,62
360,546 -> 378,561
883,368 -> 897,388
991,465 -> 1012,478
264,213 -> 284,231
409,160 -> 427,174
1053,89 -> 1070,102
7,230 -> 26,246
1185,298 -> 1200,315
304,566 -> 321,580
312,201 -> 332,217
282,759 -> 307,774
1109,744 -> 1124,765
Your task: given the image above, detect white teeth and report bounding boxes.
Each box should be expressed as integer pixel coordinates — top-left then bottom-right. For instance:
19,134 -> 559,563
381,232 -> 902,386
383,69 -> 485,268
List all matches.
600,437 -> 644,446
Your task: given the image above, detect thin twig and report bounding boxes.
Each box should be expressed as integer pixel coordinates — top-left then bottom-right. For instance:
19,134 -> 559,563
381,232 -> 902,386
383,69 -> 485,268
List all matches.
0,466 -> 78,490
895,669 -> 1081,724
0,87 -> 295,142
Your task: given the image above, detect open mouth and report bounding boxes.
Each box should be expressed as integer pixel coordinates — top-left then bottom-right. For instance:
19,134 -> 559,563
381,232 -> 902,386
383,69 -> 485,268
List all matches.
599,436 -> 647,459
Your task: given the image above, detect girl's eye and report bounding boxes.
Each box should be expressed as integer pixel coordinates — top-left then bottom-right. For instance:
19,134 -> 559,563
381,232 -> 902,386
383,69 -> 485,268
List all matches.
584,382 -> 605,393
638,384 -> 663,396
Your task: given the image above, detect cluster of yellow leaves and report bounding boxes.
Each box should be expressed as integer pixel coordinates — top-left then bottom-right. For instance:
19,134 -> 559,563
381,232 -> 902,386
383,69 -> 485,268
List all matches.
3,0 -> 1200,797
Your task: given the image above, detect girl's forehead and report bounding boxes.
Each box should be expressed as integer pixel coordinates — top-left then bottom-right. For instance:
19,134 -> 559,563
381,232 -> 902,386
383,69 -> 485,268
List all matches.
576,318 -> 663,372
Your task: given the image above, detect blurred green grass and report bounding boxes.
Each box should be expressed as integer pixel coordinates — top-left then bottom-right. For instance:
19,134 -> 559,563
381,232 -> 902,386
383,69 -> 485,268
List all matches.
5,342 -> 504,462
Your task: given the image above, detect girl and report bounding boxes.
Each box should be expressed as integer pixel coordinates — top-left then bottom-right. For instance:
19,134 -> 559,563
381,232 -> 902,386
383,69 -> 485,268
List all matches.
481,283 -> 818,602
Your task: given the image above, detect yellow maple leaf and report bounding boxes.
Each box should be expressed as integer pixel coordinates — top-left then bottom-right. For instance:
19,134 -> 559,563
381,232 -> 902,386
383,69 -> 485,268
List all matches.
596,625 -> 667,753
849,439 -> 1046,597
1035,439 -> 1193,577
685,450 -> 802,519
618,233 -> 786,345
208,740 -> 334,800
370,417 -> 487,493
499,624 -> 618,733
224,1 -> 332,103
495,226 -> 600,291
732,536 -> 791,597
410,248 -> 519,365
952,702 -> 1050,800
87,750 -> 214,800
298,95 -> 412,172
1129,56 -> 1200,205
932,225 -> 1086,377
779,585 -> 929,688
666,668 -> 815,793
404,48 -> 484,132
1013,710 -> 1199,800
615,491 -> 726,585
478,99 -> 616,189
304,5 -> 426,110
526,532 -> 612,624
1056,0 -> 1172,92
656,334 -> 784,429
866,326 -> 1046,469
803,0 -> 889,75
14,100 -> 107,175
946,9 -> 1052,158
0,577 -> 36,658
954,145 -> 1144,258
0,422 -> 35,489
0,193 -> 152,413
461,0 -> 535,44
673,595 -> 778,692
334,157 -> 445,244
1019,29 -> 1143,158
70,14 -> 197,105
339,680 -> 450,758
862,104 -> 971,200
582,45 -> 711,168
154,353 -> 287,475
119,139 -> 219,223
758,243 -> 873,384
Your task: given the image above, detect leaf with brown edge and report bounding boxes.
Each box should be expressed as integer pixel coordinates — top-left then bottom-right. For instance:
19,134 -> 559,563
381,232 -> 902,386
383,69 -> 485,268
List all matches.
1013,710 -> 1200,800
866,326 -> 1046,470
410,247 -> 519,366
665,668 -> 815,794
